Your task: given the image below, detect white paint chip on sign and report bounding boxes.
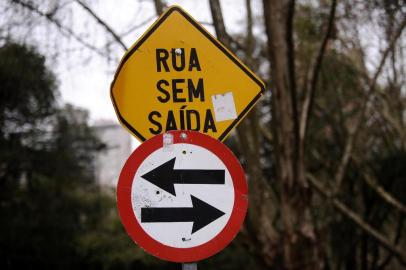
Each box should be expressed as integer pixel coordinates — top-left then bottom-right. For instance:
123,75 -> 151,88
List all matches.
163,133 -> 174,152
211,92 -> 237,122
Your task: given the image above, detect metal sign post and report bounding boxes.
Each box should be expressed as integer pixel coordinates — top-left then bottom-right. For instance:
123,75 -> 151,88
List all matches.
182,263 -> 197,270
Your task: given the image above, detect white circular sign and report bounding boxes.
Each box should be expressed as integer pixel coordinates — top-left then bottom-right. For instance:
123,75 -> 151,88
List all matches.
132,143 -> 234,248
117,130 -> 248,262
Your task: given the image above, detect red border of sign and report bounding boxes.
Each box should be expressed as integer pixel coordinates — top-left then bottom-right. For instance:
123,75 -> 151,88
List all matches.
117,130 -> 248,262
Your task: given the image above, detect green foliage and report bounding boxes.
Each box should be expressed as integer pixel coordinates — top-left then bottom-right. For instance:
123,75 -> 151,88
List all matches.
0,43 -> 56,135
0,41 -> 100,265
200,234 -> 266,270
0,43 -> 153,269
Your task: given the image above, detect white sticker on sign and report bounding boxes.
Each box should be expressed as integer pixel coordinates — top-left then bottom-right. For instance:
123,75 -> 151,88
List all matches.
211,92 -> 237,122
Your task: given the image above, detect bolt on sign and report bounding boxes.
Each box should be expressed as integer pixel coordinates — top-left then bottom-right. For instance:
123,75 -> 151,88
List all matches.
110,5 -> 265,142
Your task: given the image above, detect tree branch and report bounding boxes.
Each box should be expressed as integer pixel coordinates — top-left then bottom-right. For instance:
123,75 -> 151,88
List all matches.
11,0 -> 107,58
352,157 -> 406,215
153,0 -> 166,16
246,0 -> 254,62
378,215 -> 404,269
378,95 -> 406,148
286,0 -> 300,180
120,15 -> 156,37
209,1 -> 247,62
307,173 -> 406,265
75,0 -> 127,51
299,0 -> 337,143
209,0 -> 230,47
369,18 -> 406,94
259,124 -> 273,142
363,171 -> 406,215
104,15 -> 155,48
333,127 -> 356,191
333,17 -> 406,193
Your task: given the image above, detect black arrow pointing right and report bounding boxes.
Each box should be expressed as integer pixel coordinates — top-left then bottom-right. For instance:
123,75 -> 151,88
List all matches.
141,195 -> 225,234
141,157 -> 225,196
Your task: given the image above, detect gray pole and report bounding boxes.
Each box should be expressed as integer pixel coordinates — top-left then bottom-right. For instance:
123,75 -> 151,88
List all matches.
182,263 -> 197,270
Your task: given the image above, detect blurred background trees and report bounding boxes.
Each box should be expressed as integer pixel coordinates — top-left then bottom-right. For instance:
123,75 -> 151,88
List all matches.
0,43 -> 168,269
0,0 -> 405,269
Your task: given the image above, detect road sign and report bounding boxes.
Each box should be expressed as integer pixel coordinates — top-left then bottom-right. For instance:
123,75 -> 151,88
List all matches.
111,5 -> 265,142
117,130 -> 248,262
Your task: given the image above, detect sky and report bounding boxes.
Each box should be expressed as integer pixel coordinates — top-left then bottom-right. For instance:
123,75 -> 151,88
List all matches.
1,0 -> 388,134
0,0 -> 389,125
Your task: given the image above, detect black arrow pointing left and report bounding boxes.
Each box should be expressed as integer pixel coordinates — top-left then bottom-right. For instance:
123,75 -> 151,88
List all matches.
141,157 -> 225,196
141,195 -> 225,234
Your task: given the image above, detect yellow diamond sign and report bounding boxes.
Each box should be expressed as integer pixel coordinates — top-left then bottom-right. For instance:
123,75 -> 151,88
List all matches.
111,6 -> 265,142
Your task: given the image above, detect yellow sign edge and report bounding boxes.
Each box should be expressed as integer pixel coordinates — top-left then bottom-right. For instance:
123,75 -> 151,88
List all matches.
110,5 -> 266,142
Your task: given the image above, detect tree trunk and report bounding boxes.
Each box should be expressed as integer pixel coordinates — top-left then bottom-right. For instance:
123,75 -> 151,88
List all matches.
153,0 -> 166,15
263,1 -> 321,269
209,0 -> 280,265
